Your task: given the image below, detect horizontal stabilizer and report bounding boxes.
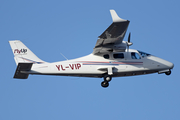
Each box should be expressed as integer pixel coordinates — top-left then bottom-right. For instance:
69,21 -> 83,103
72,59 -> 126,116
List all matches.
14,63 -> 33,79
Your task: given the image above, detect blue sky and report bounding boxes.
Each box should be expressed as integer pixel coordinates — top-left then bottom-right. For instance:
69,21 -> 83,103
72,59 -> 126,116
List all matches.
1,0 -> 180,120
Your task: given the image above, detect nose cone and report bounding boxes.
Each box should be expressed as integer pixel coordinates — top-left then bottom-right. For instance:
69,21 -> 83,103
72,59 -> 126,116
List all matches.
158,58 -> 174,69
147,56 -> 174,70
167,61 -> 174,69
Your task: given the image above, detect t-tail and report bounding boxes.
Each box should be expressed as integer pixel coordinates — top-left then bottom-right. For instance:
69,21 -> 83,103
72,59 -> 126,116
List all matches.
9,40 -> 47,79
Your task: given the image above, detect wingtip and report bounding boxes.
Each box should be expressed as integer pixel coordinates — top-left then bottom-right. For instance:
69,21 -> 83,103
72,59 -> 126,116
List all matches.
9,40 -> 20,42
110,9 -> 127,22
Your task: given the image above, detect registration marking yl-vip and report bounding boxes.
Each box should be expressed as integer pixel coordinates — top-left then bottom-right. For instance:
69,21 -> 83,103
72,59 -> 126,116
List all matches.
56,63 -> 81,71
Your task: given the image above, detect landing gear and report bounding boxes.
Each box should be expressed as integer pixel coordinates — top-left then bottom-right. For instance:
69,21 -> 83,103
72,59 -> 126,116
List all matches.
101,81 -> 109,88
165,70 -> 171,75
104,75 -> 112,82
101,75 -> 112,88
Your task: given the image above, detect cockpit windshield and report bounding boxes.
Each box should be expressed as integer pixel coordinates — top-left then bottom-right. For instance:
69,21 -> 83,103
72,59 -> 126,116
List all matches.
138,50 -> 151,57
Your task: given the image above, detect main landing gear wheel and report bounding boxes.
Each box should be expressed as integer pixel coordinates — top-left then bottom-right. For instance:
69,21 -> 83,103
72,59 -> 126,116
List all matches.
101,75 -> 112,88
101,81 -> 109,88
104,75 -> 112,82
165,71 -> 171,75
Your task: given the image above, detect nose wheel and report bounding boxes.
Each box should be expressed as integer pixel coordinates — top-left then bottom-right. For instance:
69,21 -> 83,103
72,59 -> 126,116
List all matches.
165,70 -> 171,75
101,75 -> 112,88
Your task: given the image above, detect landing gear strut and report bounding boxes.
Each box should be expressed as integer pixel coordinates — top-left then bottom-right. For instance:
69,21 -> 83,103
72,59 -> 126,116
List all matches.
101,75 -> 112,88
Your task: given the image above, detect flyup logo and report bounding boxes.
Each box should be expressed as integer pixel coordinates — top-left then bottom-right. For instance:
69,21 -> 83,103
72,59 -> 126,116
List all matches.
14,49 -> 27,54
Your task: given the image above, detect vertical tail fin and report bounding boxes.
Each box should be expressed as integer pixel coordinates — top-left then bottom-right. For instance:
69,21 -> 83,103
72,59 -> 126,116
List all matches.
9,40 -> 46,65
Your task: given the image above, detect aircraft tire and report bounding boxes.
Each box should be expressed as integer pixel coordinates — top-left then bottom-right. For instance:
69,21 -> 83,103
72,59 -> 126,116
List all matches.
104,75 -> 112,82
165,71 -> 171,75
101,81 -> 109,88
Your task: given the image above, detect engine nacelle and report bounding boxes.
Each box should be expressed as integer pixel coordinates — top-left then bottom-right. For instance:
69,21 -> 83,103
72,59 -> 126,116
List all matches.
113,41 -> 126,52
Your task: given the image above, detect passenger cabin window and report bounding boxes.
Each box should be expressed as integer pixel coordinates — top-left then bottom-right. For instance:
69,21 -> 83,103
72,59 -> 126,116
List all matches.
103,54 -> 109,59
131,52 -> 141,59
113,53 -> 124,59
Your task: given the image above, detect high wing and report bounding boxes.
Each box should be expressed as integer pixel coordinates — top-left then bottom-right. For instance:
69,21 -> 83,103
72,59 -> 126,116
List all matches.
93,10 -> 130,54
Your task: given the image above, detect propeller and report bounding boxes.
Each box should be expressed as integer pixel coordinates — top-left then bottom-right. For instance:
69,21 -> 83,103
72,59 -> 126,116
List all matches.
127,32 -> 133,51
128,32 -> 131,43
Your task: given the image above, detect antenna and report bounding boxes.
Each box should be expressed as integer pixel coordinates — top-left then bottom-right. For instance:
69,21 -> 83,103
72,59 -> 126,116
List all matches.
60,53 -> 68,60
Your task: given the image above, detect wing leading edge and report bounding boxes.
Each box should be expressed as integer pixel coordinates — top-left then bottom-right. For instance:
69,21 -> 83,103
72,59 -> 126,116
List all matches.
93,10 -> 130,54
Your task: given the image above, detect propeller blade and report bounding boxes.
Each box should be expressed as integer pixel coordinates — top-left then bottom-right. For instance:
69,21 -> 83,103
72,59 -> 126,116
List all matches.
127,32 -> 132,52
128,32 -> 131,43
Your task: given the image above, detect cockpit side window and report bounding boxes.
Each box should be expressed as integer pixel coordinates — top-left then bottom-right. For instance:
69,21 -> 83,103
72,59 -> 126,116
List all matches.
113,53 -> 124,59
138,50 -> 151,57
131,52 -> 141,59
103,54 -> 109,59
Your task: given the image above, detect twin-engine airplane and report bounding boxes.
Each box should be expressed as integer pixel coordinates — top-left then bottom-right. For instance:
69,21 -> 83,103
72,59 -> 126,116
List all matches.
9,10 -> 174,88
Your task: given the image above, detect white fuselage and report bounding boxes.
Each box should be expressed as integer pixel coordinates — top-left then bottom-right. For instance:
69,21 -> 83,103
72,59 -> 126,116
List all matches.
27,49 -> 174,78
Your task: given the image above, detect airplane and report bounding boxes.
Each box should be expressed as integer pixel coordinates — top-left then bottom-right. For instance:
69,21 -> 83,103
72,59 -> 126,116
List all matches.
9,10 -> 174,88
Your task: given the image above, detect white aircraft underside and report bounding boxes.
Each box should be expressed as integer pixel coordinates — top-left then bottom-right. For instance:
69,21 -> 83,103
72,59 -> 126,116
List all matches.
9,10 -> 174,88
